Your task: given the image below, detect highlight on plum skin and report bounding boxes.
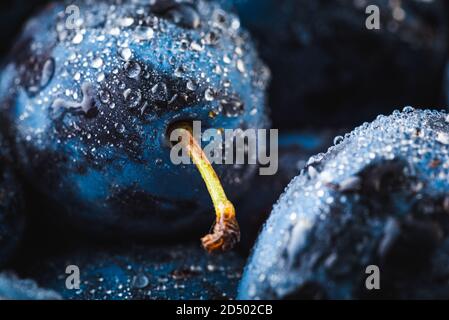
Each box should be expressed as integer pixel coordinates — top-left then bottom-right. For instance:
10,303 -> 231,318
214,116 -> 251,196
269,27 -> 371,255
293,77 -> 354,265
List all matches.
170,122 -> 240,253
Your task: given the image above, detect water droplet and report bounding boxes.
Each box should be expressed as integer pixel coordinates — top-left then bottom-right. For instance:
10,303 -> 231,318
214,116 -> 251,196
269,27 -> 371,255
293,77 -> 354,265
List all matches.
91,57 -> 103,69
236,60 -> 245,73
135,26 -> 154,40
109,27 -> 120,36
174,66 -> 186,78
403,106 -> 415,113
119,17 -> 134,27
151,82 -> 168,102
72,33 -> 84,44
120,48 -> 132,61
179,39 -> 189,51
230,17 -> 240,30
124,61 -> 142,79
168,56 -> 177,66
338,176 -> 361,192
186,79 -> 197,91
132,274 -> 149,289
40,58 -> 55,89
212,9 -> 227,28
220,95 -> 244,117
204,88 -> 215,101
123,88 -> 142,108
116,123 -> 126,134
436,132 -> 449,145
190,41 -> 203,52
235,47 -> 243,57
223,55 -> 231,64
99,89 -> 111,104
204,31 -> 219,45
333,136 -> 344,146
97,73 -> 105,82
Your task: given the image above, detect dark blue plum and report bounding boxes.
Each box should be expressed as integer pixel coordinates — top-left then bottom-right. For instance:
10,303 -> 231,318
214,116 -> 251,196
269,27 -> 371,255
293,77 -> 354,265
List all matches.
0,0 -> 269,239
0,133 -> 25,268
221,0 -> 448,129
20,243 -> 244,300
240,108 -> 449,299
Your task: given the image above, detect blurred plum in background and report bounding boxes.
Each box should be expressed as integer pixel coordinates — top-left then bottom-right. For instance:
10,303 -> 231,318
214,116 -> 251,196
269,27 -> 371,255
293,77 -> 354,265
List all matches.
221,0 -> 449,129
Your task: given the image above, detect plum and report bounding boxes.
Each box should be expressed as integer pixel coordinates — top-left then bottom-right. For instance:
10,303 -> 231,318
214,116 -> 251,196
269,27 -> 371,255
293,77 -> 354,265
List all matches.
221,0 -> 448,129
0,0 -> 270,240
239,108 -> 449,299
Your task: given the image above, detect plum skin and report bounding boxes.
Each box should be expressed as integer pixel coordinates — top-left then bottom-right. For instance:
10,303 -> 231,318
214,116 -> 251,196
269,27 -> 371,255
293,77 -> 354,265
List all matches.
237,131 -> 336,254
0,0 -> 270,238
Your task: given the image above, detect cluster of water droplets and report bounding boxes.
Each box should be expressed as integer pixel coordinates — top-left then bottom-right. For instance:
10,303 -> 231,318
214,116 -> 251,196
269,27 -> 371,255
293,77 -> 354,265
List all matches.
6,0 -> 269,158
41,245 -> 243,300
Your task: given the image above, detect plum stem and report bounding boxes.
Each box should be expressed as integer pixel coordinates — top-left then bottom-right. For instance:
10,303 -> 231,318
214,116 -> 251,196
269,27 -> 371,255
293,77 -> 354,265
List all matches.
175,123 -> 240,253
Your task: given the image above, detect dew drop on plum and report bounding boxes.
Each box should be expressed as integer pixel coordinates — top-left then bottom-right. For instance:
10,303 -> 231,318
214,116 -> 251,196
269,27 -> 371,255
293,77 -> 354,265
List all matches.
72,33 -> 83,44
333,136 -> 344,146
186,79 -> 197,91
99,89 -> 111,104
221,95 -> 244,117
204,88 -> 215,101
123,88 -> 142,108
40,58 -> 55,89
151,82 -> 168,102
135,26 -> 154,41
204,31 -> 219,46
91,57 -> 103,69
124,61 -> 142,79
119,47 -> 132,61
119,17 -> 134,27
174,66 -> 186,77
132,274 -> 149,289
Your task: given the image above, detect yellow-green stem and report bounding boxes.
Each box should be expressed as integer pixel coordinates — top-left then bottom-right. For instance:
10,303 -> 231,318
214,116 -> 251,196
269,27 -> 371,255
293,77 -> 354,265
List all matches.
176,123 -> 240,253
